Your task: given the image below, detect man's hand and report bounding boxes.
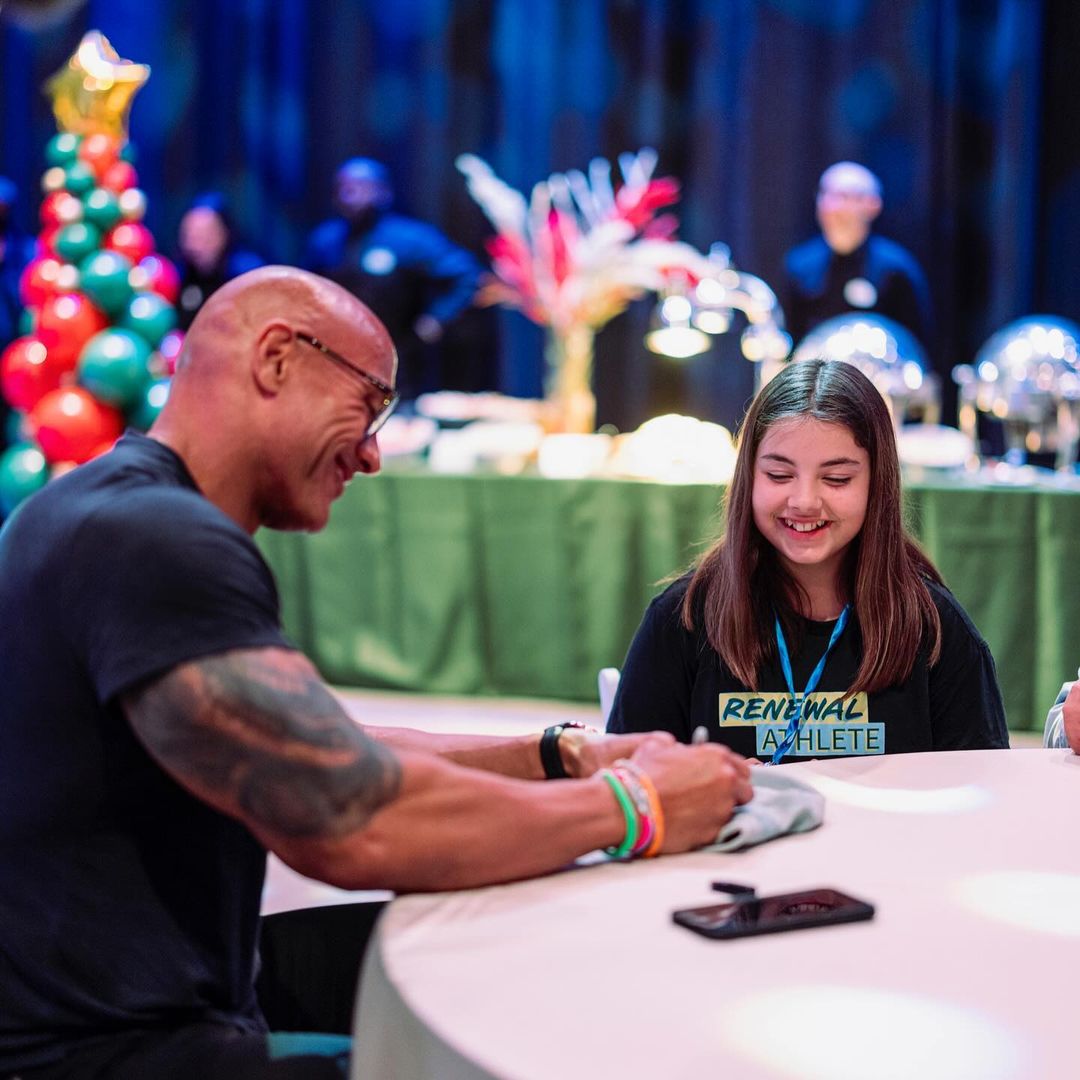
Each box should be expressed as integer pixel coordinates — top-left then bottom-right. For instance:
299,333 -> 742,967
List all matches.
628,739 -> 753,854
1064,681 -> 1080,754
558,728 -> 674,778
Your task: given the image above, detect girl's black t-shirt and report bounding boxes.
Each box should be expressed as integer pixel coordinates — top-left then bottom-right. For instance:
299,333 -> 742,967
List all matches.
607,575 -> 1009,760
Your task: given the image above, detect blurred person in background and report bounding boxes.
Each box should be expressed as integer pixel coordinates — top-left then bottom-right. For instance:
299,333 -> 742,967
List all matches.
305,157 -> 482,401
175,192 -> 265,330
779,161 -> 932,350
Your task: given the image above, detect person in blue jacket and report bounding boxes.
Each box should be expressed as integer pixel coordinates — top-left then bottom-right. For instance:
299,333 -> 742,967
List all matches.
304,158 -> 481,400
780,162 -> 932,351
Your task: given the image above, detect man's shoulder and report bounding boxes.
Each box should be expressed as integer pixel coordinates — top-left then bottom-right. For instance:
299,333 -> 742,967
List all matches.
305,218 -> 349,262
645,574 -> 694,625
867,234 -> 926,279
13,439 -> 243,555
784,235 -> 830,276
227,249 -> 265,277
373,212 -> 457,252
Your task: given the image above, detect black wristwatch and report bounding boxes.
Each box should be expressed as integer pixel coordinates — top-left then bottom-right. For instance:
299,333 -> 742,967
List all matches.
539,722 -> 590,780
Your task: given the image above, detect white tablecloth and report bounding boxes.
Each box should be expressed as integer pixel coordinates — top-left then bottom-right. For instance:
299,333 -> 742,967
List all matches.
351,749 -> 1080,1079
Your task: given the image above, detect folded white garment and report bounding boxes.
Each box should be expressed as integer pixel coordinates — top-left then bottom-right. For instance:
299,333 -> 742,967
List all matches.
707,767 -> 825,852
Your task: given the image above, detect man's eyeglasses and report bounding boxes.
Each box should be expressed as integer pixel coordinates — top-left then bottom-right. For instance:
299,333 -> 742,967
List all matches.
295,332 -> 399,439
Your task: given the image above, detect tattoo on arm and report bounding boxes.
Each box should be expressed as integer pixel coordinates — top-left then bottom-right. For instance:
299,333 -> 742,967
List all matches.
124,649 -> 402,838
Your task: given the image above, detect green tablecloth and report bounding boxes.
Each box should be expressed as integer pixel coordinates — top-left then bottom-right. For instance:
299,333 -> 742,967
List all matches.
259,473 -> 1080,732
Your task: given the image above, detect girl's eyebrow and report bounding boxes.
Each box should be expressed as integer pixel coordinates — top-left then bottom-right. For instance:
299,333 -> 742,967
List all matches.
758,452 -> 863,468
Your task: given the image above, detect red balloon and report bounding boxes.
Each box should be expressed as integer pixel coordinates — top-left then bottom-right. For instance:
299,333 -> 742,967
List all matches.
36,293 -> 109,369
101,160 -> 138,193
37,227 -> 61,257
77,133 -> 121,179
19,257 -> 65,308
132,254 -> 181,304
30,387 -> 124,465
39,190 -> 82,229
1,336 -> 67,412
104,221 -> 155,265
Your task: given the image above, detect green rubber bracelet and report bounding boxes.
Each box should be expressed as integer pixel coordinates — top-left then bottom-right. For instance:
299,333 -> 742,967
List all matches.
600,769 -> 639,859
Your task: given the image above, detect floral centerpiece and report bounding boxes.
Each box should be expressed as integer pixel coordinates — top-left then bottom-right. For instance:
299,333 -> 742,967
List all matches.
456,149 -> 711,433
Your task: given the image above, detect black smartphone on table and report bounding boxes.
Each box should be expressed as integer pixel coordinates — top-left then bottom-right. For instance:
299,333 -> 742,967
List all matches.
672,887 -> 874,940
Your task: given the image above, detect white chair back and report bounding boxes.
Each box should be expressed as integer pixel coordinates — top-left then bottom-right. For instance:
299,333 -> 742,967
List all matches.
598,667 -> 621,727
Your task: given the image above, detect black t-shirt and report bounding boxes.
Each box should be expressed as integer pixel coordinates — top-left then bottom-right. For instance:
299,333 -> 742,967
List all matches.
781,234 -> 932,349
0,433 -> 294,1071
607,575 -> 1009,760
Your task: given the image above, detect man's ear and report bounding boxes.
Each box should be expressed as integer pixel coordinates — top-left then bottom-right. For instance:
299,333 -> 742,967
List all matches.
252,324 -> 293,395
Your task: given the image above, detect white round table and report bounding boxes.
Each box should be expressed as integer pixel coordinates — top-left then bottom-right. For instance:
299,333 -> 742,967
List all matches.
351,749 -> 1079,1079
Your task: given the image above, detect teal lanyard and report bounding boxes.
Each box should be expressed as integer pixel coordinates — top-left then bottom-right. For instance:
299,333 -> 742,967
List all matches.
768,605 -> 850,766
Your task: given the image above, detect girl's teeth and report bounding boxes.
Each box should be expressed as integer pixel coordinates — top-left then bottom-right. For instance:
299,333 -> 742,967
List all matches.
786,519 -> 826,532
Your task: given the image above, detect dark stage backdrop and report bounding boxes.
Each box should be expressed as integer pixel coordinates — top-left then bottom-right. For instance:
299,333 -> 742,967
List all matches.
1,0 -> 1076,432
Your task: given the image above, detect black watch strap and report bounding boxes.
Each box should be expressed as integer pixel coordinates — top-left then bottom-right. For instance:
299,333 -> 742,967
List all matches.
540,725 -> 570,780
540,722 -> 591,780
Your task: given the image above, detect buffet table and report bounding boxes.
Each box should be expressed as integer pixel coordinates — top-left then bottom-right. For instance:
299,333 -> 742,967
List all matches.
350,748 -> 1078,1080
258,471 -> 1080,731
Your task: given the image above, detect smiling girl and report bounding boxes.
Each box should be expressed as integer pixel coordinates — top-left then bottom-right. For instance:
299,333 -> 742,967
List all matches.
607,359 -> 1008,762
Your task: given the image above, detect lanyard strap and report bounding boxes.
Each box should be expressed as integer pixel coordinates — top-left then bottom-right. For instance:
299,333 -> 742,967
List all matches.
768,605 -> 850,766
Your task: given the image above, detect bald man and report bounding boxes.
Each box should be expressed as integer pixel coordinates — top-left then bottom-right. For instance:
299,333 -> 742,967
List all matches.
0,267 -> 750,1079
780,161 -> 932,349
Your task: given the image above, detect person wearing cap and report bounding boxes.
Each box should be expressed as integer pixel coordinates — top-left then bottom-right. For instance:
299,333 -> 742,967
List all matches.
304,157 -> 481,400
779,161 -> 932,350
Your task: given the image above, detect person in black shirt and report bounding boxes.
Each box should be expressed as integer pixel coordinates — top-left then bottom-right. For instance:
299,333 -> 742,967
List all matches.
780,162 -> 932,350
175,192 -> 265,330
608,359 -> 1008,761
0,265 -> 751,1080
304,158 -> 482,400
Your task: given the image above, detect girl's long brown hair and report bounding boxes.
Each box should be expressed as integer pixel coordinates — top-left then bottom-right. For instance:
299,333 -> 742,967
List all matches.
683,359 -> 942,693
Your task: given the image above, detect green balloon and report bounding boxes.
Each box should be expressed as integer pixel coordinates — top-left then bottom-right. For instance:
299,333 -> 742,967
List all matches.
130,377 -> 170,430
45,133 -> 81,167
63,161 -> 97,196
79,250 -> 135,316
77,329 -> 151,409
54,221 -> 102,263
18,309 -> 35,337
120,292 -> 177,348
82,187 -> 123,232
0,443 -> 49,515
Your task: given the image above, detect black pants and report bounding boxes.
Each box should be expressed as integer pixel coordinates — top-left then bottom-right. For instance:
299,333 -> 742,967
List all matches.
256,901 -> 388,1035
11,901 -> 386,1080
9,1025 -> 346,1080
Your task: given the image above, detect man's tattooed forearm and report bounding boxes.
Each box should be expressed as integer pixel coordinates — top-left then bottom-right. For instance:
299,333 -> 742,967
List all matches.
125,649 -> 402,837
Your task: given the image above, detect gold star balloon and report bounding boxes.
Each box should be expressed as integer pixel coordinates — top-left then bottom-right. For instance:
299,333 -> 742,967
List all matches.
45,31 -> 150,140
